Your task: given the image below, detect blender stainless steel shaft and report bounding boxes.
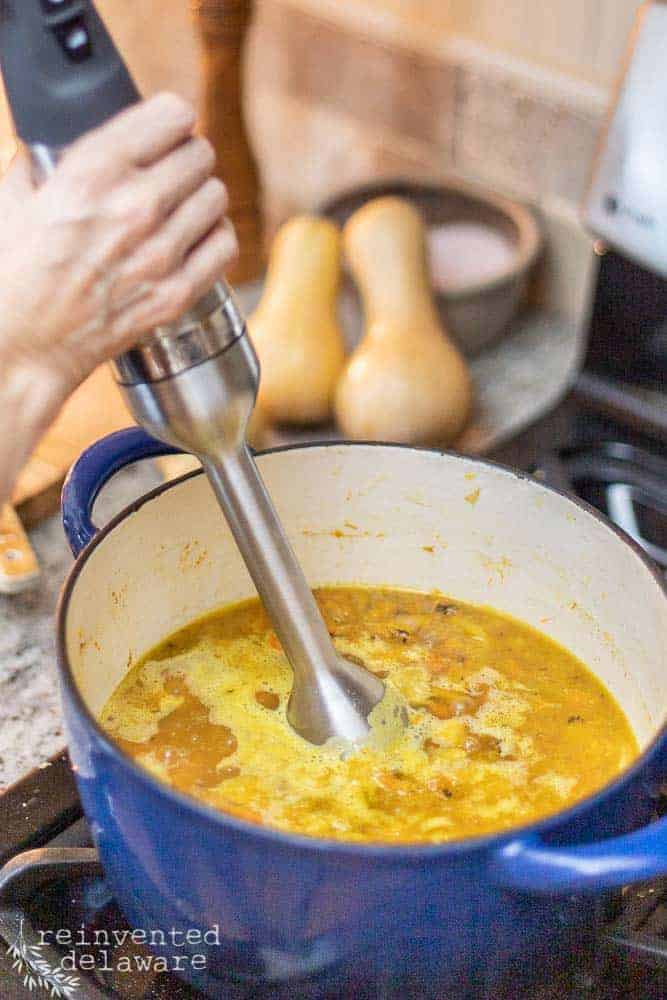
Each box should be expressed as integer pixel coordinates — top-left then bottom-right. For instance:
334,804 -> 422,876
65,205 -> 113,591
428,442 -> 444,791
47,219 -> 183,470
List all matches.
112,280 -> 385,745
31,141 -> 384,746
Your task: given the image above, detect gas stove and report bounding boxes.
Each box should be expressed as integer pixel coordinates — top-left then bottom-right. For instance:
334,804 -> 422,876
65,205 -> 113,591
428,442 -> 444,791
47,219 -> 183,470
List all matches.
529,388 -> 667,577
0,366 -> 665,999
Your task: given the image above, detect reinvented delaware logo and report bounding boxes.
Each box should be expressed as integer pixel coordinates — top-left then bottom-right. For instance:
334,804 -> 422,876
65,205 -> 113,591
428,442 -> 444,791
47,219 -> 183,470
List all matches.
6,919 -> 80,998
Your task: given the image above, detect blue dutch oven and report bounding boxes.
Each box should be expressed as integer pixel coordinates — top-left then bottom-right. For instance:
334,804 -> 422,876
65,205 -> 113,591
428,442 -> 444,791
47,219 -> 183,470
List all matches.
55,429 -> 666,997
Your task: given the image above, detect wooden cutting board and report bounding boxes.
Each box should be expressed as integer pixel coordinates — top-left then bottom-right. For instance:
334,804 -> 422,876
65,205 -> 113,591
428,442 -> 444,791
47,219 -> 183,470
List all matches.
13,366 -> 134,527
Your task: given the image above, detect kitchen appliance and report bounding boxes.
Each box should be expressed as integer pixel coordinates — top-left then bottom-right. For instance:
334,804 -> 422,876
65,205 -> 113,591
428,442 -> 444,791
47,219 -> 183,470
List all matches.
0,0 -> 383,745
583,0 -> 667,387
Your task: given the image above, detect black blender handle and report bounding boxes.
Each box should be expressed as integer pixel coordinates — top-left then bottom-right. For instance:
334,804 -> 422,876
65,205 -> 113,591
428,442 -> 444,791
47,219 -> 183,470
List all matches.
0,0 -> 140,148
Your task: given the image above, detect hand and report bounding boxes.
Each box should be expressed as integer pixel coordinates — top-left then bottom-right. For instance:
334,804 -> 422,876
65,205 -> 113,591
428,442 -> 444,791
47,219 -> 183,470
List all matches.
0,92 -> 237,396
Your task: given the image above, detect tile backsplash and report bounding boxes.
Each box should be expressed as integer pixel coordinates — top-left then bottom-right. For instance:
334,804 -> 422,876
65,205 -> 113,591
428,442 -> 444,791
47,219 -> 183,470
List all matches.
453,53 -> 601,208
258,0 -> 636,91
279,9 -> 458,152
248,0 -> 608,211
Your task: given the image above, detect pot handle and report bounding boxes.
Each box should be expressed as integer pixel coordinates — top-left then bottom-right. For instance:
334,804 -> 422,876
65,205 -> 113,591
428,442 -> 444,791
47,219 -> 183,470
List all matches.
489,814 -> 667,894
62,427 -> 180,557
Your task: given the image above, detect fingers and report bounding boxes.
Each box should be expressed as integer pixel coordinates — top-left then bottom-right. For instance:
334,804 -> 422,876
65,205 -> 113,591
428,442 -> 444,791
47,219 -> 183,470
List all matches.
164,219 -> 239,311
135,136 -> 216,222
92,135 -> 217,263
110,177 -> 228,297
56,133 -> 217,277
48,94 -> 218,284
110,219 -> 238,343
70,93 -> 196,174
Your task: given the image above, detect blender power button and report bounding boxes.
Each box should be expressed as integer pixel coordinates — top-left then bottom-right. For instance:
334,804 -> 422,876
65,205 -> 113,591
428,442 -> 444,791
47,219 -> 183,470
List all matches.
55,18 -> 93,62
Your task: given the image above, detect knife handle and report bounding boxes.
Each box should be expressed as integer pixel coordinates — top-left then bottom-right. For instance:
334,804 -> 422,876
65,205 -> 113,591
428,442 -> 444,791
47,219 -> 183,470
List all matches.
0,505 -> 40,595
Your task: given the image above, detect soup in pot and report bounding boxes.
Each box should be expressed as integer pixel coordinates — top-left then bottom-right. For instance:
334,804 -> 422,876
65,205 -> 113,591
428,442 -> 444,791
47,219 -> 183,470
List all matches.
100,587 -> 637,844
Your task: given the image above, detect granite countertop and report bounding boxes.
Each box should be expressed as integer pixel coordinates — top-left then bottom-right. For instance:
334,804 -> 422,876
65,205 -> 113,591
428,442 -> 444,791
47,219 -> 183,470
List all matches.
0,306 -> 584,792
0,463 -> 161,792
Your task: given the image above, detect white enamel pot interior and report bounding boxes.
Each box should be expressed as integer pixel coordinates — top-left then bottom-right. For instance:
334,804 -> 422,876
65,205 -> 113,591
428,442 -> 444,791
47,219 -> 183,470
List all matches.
64,443 -> 666,808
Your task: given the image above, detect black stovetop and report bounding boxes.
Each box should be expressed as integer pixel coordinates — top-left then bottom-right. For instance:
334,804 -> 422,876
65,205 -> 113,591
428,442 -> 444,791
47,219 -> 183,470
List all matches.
0,374 -> 665,999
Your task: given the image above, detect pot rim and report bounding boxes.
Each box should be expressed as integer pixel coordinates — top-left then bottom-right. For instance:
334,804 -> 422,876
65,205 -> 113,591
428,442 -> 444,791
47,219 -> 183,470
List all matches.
56,440 -> 667,860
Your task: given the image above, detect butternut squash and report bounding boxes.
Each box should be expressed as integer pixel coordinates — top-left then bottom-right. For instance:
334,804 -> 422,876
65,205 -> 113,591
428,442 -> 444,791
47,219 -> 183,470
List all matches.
334,197 -> 473,445
249,216 -> 345,425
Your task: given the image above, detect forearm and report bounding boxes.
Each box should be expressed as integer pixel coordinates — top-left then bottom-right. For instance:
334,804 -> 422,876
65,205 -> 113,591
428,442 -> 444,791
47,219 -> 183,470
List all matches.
0,354 -> 68,506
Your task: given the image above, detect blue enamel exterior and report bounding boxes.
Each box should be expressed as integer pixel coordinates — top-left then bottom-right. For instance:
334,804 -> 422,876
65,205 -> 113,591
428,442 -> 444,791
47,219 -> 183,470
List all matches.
58,429 -> 667,997
61,426 -> 179,553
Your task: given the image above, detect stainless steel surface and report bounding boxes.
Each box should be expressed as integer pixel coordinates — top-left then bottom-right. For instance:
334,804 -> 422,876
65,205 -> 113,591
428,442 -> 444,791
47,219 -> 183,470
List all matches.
584,1 -> 667,278
121,329 -> 259,453
203,446 -> 385,745
112,281 -> 245,384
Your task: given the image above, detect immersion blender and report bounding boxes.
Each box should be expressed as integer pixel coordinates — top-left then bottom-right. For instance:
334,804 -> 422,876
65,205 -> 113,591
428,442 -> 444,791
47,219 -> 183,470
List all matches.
0,0 -> 385,745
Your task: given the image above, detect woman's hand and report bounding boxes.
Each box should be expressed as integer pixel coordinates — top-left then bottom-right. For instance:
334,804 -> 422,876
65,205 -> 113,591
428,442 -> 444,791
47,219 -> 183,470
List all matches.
0,92 -> 237,505
0,92 -> 236,390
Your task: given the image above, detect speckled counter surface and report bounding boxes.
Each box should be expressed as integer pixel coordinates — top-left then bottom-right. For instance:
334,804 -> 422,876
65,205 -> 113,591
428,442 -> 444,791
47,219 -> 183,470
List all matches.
0,463 -> 162,791
0,307 -> 584,791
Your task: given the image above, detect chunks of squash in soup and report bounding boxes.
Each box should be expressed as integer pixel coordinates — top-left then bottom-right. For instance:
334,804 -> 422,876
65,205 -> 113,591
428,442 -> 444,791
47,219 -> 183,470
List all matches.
101,587 -> 637,844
